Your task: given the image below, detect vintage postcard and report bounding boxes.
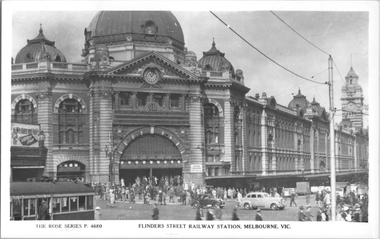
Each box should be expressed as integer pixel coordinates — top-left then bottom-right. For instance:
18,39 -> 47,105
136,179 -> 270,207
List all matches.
2,1 -> 379,238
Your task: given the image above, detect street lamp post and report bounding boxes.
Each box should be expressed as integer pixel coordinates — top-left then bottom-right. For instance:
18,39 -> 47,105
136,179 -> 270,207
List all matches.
104,144 -> 116,189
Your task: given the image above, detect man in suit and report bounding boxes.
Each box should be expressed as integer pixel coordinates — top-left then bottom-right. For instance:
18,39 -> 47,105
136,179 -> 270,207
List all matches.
151,203 -> 159,220
38,200 -> 48,220
255,208 -> 263,221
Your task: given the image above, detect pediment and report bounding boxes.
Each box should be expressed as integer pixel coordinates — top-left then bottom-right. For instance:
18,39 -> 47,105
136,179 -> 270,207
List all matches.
106,51 -> 199,81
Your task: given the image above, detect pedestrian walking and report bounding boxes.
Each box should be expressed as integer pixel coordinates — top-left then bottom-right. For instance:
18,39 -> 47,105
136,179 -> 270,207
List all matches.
306,192 -> 310,205
151,203 -> 159,220
232,207 -> 239,220
290,191 -> 297,207
214,205 -> 223,220
255,209 -> 263,221
195,207 -> 203,220
94,206 -> 102,220
206,206 -> 214,220
38,200 -> 49,220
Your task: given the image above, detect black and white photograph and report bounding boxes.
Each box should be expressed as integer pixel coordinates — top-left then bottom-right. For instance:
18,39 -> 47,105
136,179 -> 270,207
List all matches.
2,1 -> 379,238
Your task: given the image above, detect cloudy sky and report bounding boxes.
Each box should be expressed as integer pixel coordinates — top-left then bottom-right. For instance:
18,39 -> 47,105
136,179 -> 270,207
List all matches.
9,2 -> 374,126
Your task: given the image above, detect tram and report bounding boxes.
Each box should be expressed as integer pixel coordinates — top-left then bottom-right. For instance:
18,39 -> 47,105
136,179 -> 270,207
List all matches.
10,181 -> 95,220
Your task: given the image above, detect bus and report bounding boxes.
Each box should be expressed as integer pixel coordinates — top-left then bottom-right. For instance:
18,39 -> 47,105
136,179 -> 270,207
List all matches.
10,181 -> 95,220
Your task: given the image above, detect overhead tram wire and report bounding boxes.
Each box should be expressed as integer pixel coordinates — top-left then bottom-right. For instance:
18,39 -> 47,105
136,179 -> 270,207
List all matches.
275,68 -> 328,99
332,59 -> 347,85
210,11 -> 326,86
270,11 -> 330,57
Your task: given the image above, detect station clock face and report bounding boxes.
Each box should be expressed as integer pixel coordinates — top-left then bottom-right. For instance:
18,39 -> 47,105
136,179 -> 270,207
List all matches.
144,69 -> 159,84
346,102 -> 357,112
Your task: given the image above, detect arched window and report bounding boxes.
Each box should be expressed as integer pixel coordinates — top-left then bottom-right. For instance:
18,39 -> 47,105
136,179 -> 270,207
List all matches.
13,99 -> 37,124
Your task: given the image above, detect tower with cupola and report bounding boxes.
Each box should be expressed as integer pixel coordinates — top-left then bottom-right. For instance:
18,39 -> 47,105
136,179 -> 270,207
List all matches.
341,67 -> 364,129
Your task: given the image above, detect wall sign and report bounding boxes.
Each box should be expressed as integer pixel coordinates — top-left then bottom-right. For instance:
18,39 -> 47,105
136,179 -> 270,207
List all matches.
190,164 -> 203,173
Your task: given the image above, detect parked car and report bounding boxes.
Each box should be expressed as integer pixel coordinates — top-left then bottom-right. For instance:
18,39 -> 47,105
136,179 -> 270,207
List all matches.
241,192 -> 286,210
191,194 -> 225,208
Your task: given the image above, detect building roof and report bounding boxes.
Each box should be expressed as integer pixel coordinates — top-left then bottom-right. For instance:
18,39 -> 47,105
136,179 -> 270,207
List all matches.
10,182 -> 95,196
86,11 -> 184,44
14,25 -> 67,64
198,40 -> 235,73
288,88 -> 310,111
346,67 -> 358,78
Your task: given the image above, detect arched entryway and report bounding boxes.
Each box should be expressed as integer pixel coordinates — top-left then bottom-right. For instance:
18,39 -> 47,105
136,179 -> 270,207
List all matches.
57,161 -> 86,181
119,134 -> 183,186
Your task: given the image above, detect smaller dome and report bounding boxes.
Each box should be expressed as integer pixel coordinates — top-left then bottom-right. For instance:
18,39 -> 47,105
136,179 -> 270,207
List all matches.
15,25 -> 67,64
198,39 -> 234,73
347,67 -> 358,77
184,50 -> 197,62
288,88 -> 310,111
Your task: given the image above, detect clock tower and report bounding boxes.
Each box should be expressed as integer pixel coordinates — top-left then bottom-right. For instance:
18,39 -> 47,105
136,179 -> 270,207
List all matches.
341,67 -> 364,129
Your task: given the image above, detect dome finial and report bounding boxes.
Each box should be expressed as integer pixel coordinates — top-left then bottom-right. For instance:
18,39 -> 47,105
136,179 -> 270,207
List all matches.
298,87 -> 301,94
212,37 -> 215,47
39,23 -> 43,34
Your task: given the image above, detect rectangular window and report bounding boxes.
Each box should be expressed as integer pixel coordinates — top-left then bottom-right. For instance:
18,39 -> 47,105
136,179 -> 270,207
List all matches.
87,196 -> 93,210
30,199 -> 36,215
61,197 -> 69,212
52,198 -> 61,213
137,93 -> 148,107
119,92 -> 130,106
214,167 -> 219,176
170,94 -> 180,108
152,94 -> 164,106
206,156 -> 213,163
23,199 -> 29,216
70,197 -> 78,211
79,196 -> 85,211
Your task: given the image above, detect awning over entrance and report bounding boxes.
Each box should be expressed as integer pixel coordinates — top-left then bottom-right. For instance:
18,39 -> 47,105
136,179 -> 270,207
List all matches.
120,163 -> 182,169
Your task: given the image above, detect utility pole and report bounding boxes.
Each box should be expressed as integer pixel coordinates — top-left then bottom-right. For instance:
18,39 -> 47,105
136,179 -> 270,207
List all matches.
328,55 -> 336,221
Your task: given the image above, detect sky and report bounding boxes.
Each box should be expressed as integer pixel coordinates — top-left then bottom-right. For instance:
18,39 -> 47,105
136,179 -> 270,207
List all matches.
9,3 -> 374,126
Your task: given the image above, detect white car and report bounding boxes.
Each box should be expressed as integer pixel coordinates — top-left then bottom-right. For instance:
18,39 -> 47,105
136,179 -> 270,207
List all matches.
241,192 -> 286,210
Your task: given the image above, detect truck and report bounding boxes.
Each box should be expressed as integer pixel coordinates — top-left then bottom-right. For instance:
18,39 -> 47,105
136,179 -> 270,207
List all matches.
296,182 -> 310,195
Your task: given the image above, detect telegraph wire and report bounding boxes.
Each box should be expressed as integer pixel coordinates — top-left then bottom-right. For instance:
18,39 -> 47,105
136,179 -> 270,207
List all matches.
270,11 -> 330,56
210,11 -> 326,85
332,59 -> 347,85
275,68 -> 328,99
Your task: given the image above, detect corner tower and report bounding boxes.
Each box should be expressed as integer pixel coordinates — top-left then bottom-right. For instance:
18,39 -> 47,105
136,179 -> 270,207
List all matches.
341,67 -> 364,129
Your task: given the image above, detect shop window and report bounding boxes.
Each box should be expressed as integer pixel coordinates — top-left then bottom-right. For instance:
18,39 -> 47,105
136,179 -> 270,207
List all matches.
70,197 -> 78,211
61,197 -> 69,212
52,198 -> 61,213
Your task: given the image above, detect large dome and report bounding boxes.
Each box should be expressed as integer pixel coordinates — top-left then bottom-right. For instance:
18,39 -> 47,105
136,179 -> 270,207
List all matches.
15,25 -> 67,64
198,40 -> 234,73
86,11 -> 184,45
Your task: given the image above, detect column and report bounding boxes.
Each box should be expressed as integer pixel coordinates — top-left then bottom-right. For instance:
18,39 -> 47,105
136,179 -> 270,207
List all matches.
114,92 -> 119,110
260,109 -> 268,175
223,99 -> 234,169
354,136 -> 357,171
187,94 -> 204,185
310,128 -> 315,173
132,92 -> 137,109
37,85 -> 54,179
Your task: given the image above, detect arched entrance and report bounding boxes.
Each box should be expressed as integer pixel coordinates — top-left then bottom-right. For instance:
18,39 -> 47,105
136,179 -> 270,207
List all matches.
119,134 -> 183,186
57,161 -> 86,181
